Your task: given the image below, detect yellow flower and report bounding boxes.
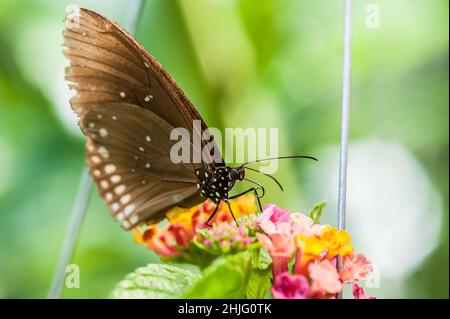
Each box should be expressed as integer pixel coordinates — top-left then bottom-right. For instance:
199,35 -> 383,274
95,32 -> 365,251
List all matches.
132,228 -> 144,244
294,226 -> 353,275
166,206 -> 197,228
321,227 -> 353,258
296,235 -> 328,262
221,194 -> 257,220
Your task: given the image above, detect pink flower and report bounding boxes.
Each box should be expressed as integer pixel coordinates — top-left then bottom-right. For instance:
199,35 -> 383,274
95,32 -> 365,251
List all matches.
257,204 -> 298,276
352,284 -> 376,299
257,205 -> 292,235
272,272 -> 310,299
257,232 -> 296,276
260,204 -> 290,224
340,253 -> 373,283
308,260 -> 343,295
289,212 -> 326,237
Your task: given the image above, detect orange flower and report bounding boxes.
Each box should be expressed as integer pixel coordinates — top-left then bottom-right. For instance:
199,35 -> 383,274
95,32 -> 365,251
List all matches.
294,235 -> 329,275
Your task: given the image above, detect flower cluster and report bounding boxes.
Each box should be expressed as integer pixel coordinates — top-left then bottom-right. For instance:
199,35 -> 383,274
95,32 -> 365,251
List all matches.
196,214 -> 258,254
256,204 -> 375,299
132,194 -> 257,259
132,195 -> 375,299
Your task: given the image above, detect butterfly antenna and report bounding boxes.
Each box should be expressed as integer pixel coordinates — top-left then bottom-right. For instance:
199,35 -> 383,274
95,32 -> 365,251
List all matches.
242,155 -> 318,166
243,166 -> 284,191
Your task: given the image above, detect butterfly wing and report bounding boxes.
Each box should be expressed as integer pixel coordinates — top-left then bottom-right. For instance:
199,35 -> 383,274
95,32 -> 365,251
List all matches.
82,102 -> 202,229
64,8 -> 223,169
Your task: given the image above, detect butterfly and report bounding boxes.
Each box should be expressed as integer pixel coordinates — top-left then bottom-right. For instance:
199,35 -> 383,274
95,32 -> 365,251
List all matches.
64,8 -> 316,230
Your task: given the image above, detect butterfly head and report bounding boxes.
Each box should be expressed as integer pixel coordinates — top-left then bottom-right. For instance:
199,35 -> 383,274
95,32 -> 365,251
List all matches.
229,166 -> 245,181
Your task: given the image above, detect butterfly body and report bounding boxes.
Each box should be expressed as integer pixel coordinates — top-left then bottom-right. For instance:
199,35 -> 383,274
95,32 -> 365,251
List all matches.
196,166 -> 245,204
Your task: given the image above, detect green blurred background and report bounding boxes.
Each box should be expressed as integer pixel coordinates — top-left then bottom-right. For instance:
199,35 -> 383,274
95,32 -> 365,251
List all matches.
0,0 -> 448,298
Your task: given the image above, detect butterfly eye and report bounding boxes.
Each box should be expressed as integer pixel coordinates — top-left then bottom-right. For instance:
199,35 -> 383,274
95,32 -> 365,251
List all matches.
229,170 -> 240,180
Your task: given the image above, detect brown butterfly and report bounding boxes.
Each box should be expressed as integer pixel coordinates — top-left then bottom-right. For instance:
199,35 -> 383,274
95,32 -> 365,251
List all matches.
64,8 -> 315,230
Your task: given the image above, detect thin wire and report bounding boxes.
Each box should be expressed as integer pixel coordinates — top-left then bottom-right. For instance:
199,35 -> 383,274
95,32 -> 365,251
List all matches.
336,0 -> 353,299
48,167 -> 92,299
48,0 -> 145,299
124,0 -> 145,35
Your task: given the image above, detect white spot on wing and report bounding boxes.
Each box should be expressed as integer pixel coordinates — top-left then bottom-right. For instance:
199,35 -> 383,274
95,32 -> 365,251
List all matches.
99,128 -> 108,137
110,175 -> 121,183
124,204 -> 136,216
100,180 -> 109,189
120,194 -> 131,204
91,156 -> 101,164
98,146 -> 109,158
146,135 -> 151,142
105,164 -> 116,174
119,91 -> 126,98
111,203 -> 119,212
130,215 -> 139,224
115,185 -> 126,195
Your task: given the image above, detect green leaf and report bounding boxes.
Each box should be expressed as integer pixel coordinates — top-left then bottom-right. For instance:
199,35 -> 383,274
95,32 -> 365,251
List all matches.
111,264 -> 200,299
245,266 -> 272,299
309,200 -> 328,224
183,252 -> 252,298
252,247 -> 272,270
245,248 -> 273,298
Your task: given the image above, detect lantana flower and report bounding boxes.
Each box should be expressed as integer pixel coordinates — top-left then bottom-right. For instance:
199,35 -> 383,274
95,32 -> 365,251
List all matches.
133,199 -> 375,299
256,203 -> 374,299
195,214 -> 258,254
352,283 -> 376,299
340,253 -> 374,283
256,205 -> 297,276
271,272 -> 310,299
308,260 -> 343,296
132,194 -> 257,258
289,212 -> 326,237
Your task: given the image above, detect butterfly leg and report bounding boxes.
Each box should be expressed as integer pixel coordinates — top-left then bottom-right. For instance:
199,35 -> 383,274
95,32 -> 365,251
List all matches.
228,187 -> 264,212
205,203 -> 220,227
224,199 -> 239,226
